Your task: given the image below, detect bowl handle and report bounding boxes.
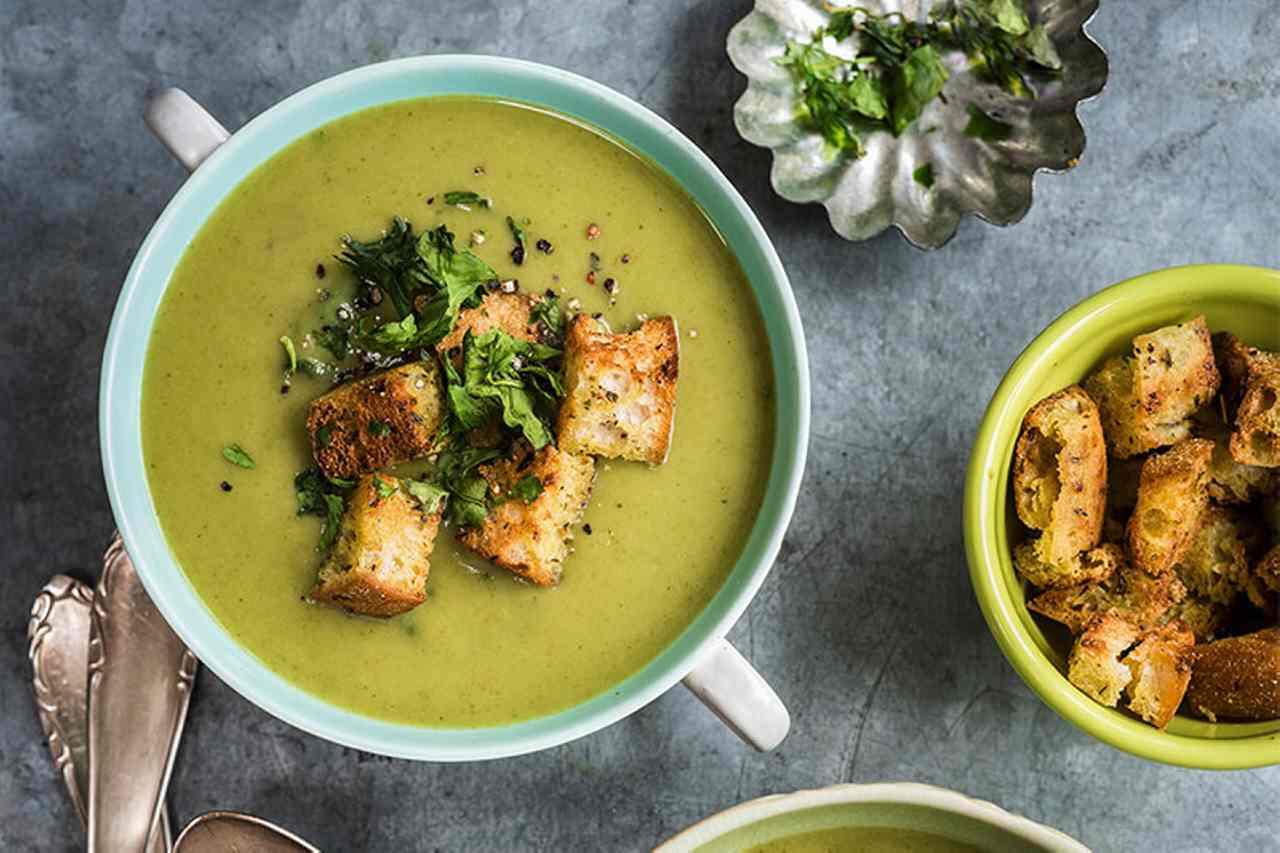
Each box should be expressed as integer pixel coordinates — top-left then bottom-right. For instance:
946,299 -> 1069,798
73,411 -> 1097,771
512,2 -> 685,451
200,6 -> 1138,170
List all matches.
144,88 -> 230,172
682,638 -> 790,751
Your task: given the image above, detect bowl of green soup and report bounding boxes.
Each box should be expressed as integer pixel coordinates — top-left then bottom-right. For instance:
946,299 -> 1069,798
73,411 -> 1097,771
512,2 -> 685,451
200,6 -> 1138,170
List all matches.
100,56 -> 809,759
656,783 -> 1087,852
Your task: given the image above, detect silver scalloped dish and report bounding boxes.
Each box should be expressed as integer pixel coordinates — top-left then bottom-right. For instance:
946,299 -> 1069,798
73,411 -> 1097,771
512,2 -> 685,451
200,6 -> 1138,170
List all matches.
727,0 -> 1109,248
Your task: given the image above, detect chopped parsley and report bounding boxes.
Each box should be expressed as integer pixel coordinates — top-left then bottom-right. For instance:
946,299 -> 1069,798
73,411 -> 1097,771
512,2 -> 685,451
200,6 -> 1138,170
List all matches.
402,478 -> 448,515
913,163 -> 936,188
442,190 -> 492,209
372,475 -> 397,500
221,444 -> 256,469
530,292 -> 566,343
511,475 -> 544,504
506,216 -> 526,265
367,420 -> 393,437
280,336 -> 298,372
294,468 -> 350,552
441,329 -> 564,450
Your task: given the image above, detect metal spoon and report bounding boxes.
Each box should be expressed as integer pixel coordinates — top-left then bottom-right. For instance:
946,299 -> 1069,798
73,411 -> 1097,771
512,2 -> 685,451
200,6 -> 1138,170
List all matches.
27,572 -> 172,852
174,812 -> 318,853
88,533 -> 198,853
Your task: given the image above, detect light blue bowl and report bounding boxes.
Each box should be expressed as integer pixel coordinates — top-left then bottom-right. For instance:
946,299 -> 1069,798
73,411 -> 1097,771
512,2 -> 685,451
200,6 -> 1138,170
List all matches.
99,56 -> 810,760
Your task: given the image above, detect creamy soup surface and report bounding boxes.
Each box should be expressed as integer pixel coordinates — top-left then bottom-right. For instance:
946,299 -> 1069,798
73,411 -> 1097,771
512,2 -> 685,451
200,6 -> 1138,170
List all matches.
141,97 -> 775,727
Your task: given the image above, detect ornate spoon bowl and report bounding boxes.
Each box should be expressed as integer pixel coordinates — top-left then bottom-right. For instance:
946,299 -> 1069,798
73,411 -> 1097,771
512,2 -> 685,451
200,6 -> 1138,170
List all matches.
727,0 -> 1108,248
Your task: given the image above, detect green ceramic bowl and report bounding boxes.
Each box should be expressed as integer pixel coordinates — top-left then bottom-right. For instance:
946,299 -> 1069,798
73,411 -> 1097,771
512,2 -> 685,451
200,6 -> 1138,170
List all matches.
965,264 -> 1280,769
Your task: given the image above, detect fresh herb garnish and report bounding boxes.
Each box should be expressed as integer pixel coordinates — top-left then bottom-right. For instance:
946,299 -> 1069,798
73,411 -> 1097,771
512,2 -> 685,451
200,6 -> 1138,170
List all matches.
402,478 -> 448,515
530,293 -> 565,343
294,468 -> 349,551
221,444 -> 256,469
372,475 -> 397,500
442,329 -> 564,449
506,216 -> 526,265
316,425 -> 334,447
312,325 -> 350,361
280,336 -> 298,373
913,163 -> 936,188
511,475 -> 544,504
337,216 -> 425,319
778,1 -> 1057,158
443,190 -> 492,209
428,447 -> 503,528
368,420 -> 393,437
963,104 -> 1015,140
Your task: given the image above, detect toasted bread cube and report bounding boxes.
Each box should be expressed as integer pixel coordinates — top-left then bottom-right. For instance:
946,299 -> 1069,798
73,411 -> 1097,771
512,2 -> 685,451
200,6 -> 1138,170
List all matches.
1173,505 -> 1268,606
310,474 -> 440,617
1161,596 -> 1229,643
1013,541 -> 1120,591
1213,332 -> 1256,421
307,362 -> 446,480
1123,621 -> 1194,729
435,292 -> 544,357
1085,316 -> 1220,458
1254,544 -> 1280,594
1126,438 -> 1214,576
1207,435 -> 1277,503
1068,614 -> 1141,707
459,443 -> 596,586
1187,628 -> 1280,721
1229,349 -> 1280,467
1012,386 -> 1108,570
557,315 -> 679,464
1028,546 -> 1186,634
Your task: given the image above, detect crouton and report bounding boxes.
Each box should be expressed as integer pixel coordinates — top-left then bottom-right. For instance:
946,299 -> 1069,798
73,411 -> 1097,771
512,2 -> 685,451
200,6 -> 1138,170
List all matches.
1254,544 -> 1280,594
1186,627 -> 1280,721
1229,349 -> 1280,467
1207,436 -> 1277,503
1028,546 -> 1185,633
307,362 -> 446,480
1213,332 -> 1256,421
1123,621 -> 1194,729
1084,316 -> 1220,458
1173,505 -> 1268,606
1013,541 -> 1119,591
459,443 -> 596,586
1012,387 -> 1107,571
310,474 -> 440,617
1161,596 -> 1229,642
1067,614 -> 1141,707
1126,438 -> 1214,576
435,292 -> 543,357
557,315 -> 679,464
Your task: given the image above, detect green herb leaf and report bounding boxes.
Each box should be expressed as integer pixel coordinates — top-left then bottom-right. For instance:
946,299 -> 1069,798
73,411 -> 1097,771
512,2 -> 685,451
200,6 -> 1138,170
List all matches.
443,190 -> 491,208
426,447 -> 503,528
362,314 -> 420,350
913,163 -> 936,188
368,420 -> 393,437
294,468 -> 351,552
442,329 -> 564,449
319,494 -> 345,551
337,216 -> 425,319
402,478 -> 448,515
280,336 -> 298,372
298,357 -> 332,378
221,444 -> 256,469
888,44 -> 949,136
510,475 -> 544,504
413,225 -> 498,346
1021,24 -> 1062,70
317,425 -> 334,447
372,475 -> 397,499
981,0 -> 1030,36
964,104 -> 1015,140
506,216 -> 526,266
530,293 -> 565,342
312,325 -> 350,361
848,73 -> 888,121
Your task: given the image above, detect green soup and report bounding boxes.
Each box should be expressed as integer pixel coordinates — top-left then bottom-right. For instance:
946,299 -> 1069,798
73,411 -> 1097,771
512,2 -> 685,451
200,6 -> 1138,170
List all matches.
743,827 -> 983,853
141,98 -> 774,727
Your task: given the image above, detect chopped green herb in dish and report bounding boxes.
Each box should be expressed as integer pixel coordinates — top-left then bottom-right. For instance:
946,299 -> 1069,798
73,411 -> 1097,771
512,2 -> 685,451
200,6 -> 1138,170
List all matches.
221,443 -> 256,469
511,475 -> 544,504
913,163 -> 936,189
506,216 -> 527,265
442,190 -> 492,208
963,104 -> 1015,140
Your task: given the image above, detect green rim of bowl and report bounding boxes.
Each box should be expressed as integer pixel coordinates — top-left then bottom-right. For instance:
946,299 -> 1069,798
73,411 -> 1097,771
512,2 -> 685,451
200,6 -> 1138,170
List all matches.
100,55 -> 810,761
965,263 -> 1280,769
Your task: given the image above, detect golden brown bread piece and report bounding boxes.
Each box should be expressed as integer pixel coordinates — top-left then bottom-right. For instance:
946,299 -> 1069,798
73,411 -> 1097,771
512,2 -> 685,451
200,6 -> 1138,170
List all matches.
1186,627 -> 1280,721
1207,435 -> 1277,504
1160,596 -> 1229,643
1229,348 -> 1280,468
1173,504 -> 1268,606
557,315 -> 679,464
1123,621 -> 1194,729
1254,544 -> 1280,594
435,292 -> 544,357
1213,332 -> 1256,422
459,443 -> 596,586
1084,316 -> 1220,458
1013,541 -> 1119,591
1126,438 -> 1214,576
310,474 -> 440,617
1011,386 -> 1108,575
1067,614 -> 1141,707
307,362 -> 446,480
1027,546 -> 1185,633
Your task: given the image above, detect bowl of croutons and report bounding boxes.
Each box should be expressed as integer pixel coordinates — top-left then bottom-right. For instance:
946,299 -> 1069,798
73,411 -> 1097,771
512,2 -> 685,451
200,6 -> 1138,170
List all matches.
965,264 -> 1280,768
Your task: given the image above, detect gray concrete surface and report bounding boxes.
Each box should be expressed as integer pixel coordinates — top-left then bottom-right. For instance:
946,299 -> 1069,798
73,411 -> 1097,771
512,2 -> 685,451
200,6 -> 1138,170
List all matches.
2,1 -> 1277,850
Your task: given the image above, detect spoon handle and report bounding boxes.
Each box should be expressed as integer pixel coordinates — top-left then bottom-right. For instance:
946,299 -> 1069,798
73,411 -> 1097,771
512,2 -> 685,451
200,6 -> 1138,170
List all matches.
87,533 -> 198,853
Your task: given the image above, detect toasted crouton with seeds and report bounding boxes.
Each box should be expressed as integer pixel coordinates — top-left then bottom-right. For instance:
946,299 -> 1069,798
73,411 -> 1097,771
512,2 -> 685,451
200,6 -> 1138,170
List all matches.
1187,628 -> 1280,721
435,292 -> 544,357
1068,614 -> 1141,707
1013,541 -> 1119,591
307,362 -> 446,480
1160,596 -> 1229,642
1213,332 -> 1257,421
1123,621 -> 1194,729
1254,544 -> 1280,594
557,315 -> 679,464
1012,387 -> 1107,572
459,443 -> 596,586
1229,349 -> 1280,467
1207,435 -> 1277,503
1084,316 -> 1220,457
1173,505 -> 1268,606
1027,546 -> 1185,633
310,474 -> 441,617
1126,438 -> 1214,576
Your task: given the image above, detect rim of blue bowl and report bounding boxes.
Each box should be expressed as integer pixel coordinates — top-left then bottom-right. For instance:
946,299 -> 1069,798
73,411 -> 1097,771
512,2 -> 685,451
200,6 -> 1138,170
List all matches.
99,55 -> 810,761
